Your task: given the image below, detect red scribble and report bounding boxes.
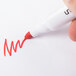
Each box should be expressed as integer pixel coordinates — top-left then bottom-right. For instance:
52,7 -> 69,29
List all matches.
4,32 -> 32,56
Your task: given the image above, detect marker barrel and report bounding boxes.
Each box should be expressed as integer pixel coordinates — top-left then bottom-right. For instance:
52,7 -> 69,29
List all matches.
30,6 -> 75,37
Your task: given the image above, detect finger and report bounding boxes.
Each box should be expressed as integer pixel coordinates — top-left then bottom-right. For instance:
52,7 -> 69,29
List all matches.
69,19 -> 76,41
63,0 -> 76,16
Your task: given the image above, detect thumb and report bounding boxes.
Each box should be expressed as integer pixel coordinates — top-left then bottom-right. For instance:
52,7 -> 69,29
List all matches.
63,0 -> 76,16
63,0 -> 76,41
69,19 -> 76,41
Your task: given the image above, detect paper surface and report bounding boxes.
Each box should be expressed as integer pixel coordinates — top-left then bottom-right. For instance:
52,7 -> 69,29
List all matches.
0,0 -> 76,76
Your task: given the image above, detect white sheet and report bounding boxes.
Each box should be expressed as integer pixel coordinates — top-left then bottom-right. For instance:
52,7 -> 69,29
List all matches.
0,0 -> 76,76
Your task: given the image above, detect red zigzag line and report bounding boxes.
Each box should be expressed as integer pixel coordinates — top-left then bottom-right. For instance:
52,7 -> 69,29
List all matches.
4,32 -> 32,56
4,37 -> 27,56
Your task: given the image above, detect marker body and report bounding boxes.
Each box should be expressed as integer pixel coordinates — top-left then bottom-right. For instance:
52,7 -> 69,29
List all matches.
30,6 -> 75,37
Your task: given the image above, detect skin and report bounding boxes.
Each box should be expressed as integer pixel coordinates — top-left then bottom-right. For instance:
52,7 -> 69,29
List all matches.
63,0 -> 76,41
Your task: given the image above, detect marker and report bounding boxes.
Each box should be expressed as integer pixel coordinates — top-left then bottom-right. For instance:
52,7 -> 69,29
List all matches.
25,6 -> 76,39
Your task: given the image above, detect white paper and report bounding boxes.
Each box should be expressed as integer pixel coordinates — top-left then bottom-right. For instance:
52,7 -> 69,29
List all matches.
0,0 -> 76,76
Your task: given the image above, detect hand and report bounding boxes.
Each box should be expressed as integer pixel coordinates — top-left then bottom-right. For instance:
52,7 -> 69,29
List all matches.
63,0 -> 76,41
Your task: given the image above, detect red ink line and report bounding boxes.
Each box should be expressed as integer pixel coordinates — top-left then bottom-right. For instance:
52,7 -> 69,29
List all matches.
4,32 -> 32,56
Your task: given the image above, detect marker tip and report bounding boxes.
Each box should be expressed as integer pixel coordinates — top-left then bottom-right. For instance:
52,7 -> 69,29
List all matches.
25,32 -> 33,39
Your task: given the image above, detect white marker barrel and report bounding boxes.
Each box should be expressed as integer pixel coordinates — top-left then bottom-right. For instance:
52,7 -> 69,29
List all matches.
30,6 -> 76,37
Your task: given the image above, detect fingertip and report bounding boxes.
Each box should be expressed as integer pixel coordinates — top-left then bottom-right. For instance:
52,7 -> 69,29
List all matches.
68,19 -> 76,41
63,0 -> 76,16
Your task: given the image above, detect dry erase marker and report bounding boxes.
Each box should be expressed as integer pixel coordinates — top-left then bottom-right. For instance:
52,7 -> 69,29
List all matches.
25,6 -> 76,39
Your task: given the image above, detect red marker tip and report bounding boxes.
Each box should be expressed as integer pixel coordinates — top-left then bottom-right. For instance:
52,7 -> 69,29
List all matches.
25,32 -> 33,39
